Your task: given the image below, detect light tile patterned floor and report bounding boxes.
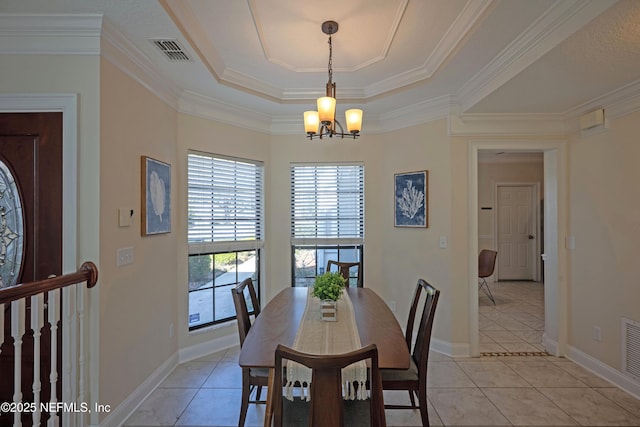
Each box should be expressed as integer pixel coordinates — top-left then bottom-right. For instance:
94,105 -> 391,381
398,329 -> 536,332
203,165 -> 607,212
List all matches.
125,282 -> 640,426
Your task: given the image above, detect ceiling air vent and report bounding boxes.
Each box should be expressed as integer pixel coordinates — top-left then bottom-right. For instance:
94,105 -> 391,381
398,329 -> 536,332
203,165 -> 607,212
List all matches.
151,39 -> 192,62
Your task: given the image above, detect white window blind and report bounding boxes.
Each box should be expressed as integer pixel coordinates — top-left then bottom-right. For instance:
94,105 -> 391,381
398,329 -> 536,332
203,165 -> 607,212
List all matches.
291,163 -> 364,244
188,152 -> 263,252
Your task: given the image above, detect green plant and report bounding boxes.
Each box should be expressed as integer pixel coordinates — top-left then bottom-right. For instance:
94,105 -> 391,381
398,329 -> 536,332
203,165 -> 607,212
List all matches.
312,272 -> 346,301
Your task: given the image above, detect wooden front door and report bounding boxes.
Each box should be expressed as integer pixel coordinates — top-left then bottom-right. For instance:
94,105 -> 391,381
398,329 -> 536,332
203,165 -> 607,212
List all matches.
0,112 -> 63,426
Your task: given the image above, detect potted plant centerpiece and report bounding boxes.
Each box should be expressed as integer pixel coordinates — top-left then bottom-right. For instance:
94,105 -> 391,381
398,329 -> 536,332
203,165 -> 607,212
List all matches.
312,272 -> 346,321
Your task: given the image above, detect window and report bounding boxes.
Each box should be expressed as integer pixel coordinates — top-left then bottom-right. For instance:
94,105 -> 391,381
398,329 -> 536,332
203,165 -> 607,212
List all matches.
290,163 -> 364,287
187,152 -> 263,330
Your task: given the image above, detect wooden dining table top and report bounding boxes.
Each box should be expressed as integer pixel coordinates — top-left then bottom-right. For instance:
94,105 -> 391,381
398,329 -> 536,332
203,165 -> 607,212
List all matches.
238,287 -> 410,370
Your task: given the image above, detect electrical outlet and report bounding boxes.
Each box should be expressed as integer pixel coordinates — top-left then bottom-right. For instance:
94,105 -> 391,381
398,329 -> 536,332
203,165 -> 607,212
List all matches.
117,247 -> 134,267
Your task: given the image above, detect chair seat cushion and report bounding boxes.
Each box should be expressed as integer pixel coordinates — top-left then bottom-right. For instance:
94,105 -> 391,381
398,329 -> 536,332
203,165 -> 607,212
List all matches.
283,398 -> 373,426
250,367 -> 270,378
380,357 -> 419,383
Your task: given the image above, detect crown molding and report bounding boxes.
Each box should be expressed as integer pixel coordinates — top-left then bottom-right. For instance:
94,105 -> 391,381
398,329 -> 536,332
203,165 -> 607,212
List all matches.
448,113 -> 567,137
378,95 -> 451,132
101,19 -> 181,110
456,0 -> 617,113
563,78 -> 640,134
0,13 -> 102,54
178,90 -> 272,134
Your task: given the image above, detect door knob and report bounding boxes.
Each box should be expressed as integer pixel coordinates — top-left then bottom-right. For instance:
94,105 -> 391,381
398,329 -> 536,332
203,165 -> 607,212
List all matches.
528,235 -> 535,239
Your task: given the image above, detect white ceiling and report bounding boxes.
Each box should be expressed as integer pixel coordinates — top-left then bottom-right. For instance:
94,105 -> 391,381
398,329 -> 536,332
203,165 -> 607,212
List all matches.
1,0 -> 639,132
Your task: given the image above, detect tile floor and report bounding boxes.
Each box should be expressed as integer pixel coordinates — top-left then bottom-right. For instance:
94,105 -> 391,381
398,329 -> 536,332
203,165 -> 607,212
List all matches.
125,282 -> 640,426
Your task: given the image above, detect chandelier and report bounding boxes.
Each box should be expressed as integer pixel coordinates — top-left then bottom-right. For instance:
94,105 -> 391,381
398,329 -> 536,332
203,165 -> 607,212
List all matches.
304,21 -> 363,140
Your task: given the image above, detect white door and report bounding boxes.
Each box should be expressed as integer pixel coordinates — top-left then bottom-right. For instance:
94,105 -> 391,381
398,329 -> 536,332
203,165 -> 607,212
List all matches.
497,185 -> 535,280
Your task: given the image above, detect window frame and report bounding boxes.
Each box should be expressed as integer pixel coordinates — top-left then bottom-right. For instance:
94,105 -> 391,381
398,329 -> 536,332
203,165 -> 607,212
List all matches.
187,151 -> 264,330
290,163 -> 365,287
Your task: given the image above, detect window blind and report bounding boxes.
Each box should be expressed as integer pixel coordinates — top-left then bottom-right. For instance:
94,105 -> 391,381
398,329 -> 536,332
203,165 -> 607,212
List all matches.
188,152 -> 263,251
290,164 -> 364,243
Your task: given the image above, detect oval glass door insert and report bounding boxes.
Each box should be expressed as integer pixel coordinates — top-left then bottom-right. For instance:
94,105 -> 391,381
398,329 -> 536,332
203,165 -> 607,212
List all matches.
0,159 -> 24,288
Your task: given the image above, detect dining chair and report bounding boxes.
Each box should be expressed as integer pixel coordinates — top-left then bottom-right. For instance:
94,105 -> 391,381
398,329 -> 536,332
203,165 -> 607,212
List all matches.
478,249 -> 498,305
381,279 -> 440,427
231,278 -> 268,427
326,260 -> 363,288
273,343 -> 386,427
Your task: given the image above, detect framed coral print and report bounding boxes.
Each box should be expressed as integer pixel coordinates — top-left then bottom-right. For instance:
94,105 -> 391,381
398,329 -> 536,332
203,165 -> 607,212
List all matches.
394,170 -> 428,228
141,156 -> 171,235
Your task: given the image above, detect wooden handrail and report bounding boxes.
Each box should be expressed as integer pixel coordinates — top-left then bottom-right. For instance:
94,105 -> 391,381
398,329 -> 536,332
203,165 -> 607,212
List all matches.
0,261 -> 98,305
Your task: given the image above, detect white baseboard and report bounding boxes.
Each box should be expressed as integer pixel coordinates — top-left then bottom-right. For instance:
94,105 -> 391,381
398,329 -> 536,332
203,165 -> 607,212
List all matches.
98,351 -> 179,427
431,337 -> 470,358
178,332 -> 239,363
568,345 -> 640,400
542,333 -> 559,356
98,333 -> 240,426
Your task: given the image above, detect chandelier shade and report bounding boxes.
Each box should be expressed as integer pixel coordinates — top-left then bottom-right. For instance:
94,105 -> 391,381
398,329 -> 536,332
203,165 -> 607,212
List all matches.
304,21 -> 362,140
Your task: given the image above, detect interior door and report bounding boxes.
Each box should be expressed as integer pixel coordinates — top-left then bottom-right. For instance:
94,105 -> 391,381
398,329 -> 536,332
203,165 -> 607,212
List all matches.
0,112 -> 63,426
497,185 -> 534,280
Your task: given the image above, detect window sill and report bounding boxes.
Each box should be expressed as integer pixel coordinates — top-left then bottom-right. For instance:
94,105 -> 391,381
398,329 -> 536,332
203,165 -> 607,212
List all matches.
188,319 -> 237,336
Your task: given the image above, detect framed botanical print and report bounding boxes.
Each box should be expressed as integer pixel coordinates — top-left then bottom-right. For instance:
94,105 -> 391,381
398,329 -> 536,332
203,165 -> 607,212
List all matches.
141,156 -> 171,235
394,170 -> 428,228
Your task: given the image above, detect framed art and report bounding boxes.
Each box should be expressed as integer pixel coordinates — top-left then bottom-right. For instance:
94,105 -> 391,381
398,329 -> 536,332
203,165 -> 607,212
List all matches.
141,156 -> 171,235
394,170 -> 428,228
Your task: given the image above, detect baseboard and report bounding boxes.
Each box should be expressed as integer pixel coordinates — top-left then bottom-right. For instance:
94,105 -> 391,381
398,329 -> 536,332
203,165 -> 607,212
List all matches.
98,351 -> 179,427
542,333 -> 559,356
178,332 -> 239,363
568,345 -> 640,400
431,337 -> 470,358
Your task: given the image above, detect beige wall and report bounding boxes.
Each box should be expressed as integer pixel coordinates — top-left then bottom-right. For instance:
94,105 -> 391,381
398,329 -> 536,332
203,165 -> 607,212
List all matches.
99,59 -> 179,412
568,111 -> 640,370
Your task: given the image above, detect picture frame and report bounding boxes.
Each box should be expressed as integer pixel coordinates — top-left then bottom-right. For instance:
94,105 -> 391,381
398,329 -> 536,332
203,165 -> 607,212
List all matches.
141,156 -> 171,235
394,170 -> 428,228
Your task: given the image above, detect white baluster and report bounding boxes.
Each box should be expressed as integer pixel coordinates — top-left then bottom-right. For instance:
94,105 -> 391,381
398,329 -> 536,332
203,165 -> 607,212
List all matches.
48,289 -> 60,427
31,294 -> 45,426
11,299 -> 25,427
62,285 -> 77,427
76,284 -> 86,426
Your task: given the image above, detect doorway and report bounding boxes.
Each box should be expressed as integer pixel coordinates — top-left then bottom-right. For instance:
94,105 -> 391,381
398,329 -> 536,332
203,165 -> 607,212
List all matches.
495,183 -> 541,282
469,141 -> 567,358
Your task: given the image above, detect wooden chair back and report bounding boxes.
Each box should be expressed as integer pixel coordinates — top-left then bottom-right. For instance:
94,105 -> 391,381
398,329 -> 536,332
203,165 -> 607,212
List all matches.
405,279 -> 440,373
326,260 -> 363,288
273,343 -> 386,427
231,277 -> 260,347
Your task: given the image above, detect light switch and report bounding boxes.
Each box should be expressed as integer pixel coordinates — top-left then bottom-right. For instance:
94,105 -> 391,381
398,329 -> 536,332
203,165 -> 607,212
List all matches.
118,208 -> 133,227
439,236 -> 447,249
566,236 -> 576,250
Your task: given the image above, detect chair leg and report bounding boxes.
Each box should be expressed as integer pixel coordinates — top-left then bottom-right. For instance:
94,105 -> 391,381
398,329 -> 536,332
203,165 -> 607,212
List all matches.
255,385 -> 262,401
408,390 -> 416,408
239,369 -> 250,427
478,278 -> 496,305
417,390 -> 430,427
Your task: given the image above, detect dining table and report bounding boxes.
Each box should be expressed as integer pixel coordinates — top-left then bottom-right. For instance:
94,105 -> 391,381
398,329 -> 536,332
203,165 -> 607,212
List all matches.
238,286 -> 410,427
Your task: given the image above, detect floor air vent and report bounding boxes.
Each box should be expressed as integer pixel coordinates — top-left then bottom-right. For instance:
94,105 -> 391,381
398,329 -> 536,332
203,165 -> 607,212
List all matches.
151,39 -> 192,62
622,317 -> 640,381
